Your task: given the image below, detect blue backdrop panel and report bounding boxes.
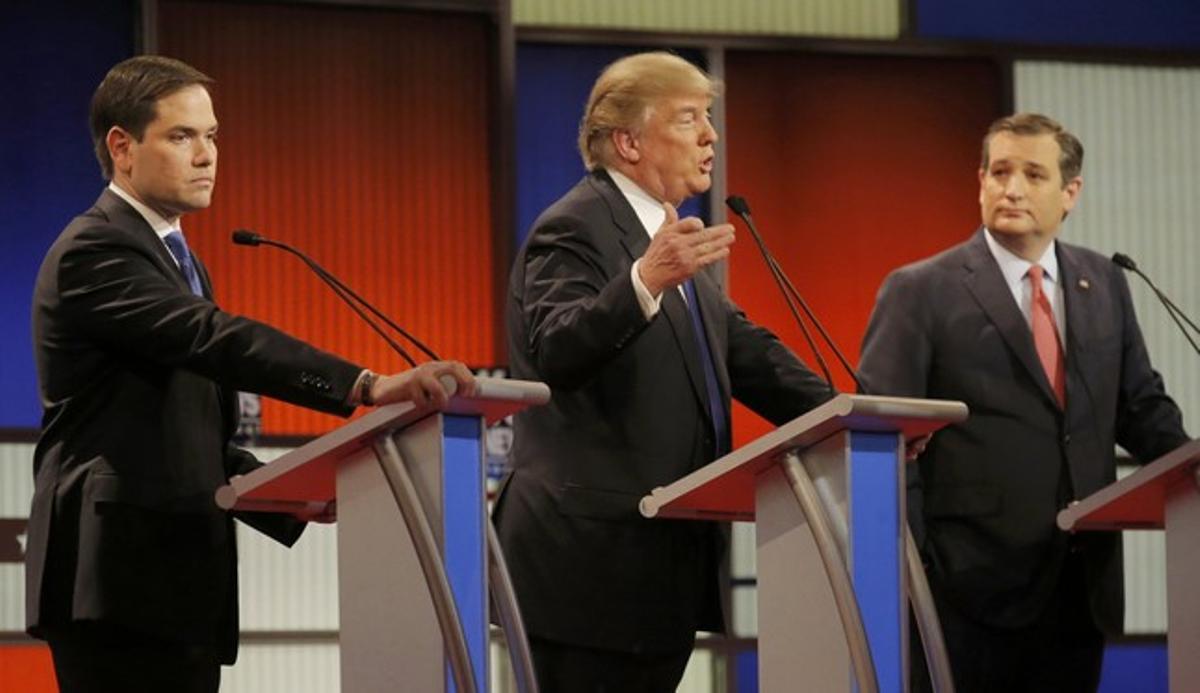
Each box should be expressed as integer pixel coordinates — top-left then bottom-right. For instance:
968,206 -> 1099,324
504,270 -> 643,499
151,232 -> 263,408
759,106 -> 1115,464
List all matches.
514,43 -> 708,248
915,0 -> 1200,50
0,1 -> 135,428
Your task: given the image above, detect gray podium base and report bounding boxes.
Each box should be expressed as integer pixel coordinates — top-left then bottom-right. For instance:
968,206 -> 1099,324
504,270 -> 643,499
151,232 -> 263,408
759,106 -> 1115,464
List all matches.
757,434 -> 853,692
337,418 -> 446,692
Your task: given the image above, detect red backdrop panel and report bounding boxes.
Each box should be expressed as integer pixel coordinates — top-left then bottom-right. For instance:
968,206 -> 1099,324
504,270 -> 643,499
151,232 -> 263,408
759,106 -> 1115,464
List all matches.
0,644 -> 56,692
158,1 -> 497,436
725,51 -> 1002,445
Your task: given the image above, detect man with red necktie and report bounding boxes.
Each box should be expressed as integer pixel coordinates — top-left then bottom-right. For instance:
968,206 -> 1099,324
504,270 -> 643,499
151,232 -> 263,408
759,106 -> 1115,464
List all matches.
859,113 -> 1190,693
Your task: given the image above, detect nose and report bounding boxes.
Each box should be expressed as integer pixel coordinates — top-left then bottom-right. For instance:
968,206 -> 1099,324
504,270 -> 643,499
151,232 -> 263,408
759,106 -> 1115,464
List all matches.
700,115 -> 718,145
1004,174 -> 1026,198
194,138 -> 216,166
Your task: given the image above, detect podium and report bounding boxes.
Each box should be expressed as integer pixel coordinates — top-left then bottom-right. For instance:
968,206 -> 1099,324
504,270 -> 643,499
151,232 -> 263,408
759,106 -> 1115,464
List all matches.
640,394 -> 967,693
1057,439 -> 1200,692
216,377 -> 550,693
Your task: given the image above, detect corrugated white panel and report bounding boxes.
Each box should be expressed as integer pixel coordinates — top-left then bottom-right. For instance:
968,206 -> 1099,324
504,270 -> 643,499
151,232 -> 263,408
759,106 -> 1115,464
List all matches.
1016,61 -> 1200,634
513,0 -> 900,38
1014,61 -> 1200,435
1116,466 -> 1169,634
0,442 -> 34,632
220,639 -> 340,693
236,446 -> 340,631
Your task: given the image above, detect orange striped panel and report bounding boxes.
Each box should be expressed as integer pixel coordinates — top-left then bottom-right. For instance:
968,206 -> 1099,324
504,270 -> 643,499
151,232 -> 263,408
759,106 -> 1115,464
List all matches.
157,1 -> 498,436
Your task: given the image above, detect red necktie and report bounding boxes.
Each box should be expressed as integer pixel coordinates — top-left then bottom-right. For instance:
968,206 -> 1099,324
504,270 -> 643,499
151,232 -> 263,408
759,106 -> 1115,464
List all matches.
1028,265 -> 1065,407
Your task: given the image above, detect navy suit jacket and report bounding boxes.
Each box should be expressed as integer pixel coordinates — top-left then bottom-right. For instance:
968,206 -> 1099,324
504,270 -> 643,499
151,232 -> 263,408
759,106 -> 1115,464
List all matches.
495,170 -> 832,653
859,229 -> 1189,633
27,190 -> 364,662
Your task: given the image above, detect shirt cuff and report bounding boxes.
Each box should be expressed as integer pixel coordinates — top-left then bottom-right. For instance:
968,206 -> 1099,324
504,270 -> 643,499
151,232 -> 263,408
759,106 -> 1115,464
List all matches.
631,259 -> 663,320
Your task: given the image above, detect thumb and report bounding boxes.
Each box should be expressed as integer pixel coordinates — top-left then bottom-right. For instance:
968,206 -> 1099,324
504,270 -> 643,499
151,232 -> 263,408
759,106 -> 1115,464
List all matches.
660,202 -> 678,230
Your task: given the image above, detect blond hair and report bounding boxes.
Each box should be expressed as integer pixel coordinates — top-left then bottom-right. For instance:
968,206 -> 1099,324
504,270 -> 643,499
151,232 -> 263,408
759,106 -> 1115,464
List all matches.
578,52 -> 721,170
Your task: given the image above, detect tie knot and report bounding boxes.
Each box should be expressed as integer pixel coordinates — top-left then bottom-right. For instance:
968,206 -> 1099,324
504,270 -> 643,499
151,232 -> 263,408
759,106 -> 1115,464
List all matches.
1027,264 -> 1044,282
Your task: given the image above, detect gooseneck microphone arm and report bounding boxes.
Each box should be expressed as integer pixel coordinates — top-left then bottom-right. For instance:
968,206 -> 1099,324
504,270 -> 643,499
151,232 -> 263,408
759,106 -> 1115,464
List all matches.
725,196 -> 866,393
1112,252 -> 1200,356
231,229 -> 439,366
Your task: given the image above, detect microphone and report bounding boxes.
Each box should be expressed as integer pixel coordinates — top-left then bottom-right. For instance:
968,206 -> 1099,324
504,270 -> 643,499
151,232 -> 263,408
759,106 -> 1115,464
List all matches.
1111,253 -> 1200,355
232,229 -> 443,366
725,195 -> 866,394
232,229 -> 263,246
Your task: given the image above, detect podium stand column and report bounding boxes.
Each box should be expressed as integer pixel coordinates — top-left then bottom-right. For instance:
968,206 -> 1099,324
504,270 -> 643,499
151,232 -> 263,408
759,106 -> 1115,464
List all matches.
336,413 -> 488,692
1165,473 -> 1200,692
756,430 -> 905,693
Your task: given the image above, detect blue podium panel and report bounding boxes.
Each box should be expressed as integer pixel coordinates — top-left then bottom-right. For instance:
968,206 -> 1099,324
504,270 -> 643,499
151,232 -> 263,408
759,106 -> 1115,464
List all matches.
442,415 -> 487,692
848,432 -> 905,693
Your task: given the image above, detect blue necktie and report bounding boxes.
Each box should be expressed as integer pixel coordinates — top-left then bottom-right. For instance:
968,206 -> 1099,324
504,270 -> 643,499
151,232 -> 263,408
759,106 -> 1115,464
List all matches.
163,230 -> 204,297
682,279 -> 729,457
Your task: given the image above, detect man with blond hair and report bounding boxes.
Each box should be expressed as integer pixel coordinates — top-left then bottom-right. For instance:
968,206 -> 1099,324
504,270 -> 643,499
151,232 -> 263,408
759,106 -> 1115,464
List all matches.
495,51 -> 831,691
859,113 -> 1189,692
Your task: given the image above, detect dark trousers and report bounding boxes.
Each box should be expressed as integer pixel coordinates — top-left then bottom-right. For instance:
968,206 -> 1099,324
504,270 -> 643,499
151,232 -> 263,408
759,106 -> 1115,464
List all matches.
529,635 -> 694,693
912,554 -> 1104,693
46,621 -> 221,693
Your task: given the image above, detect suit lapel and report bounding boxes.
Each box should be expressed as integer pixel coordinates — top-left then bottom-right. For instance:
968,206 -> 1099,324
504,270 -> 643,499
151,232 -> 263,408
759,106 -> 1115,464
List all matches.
589,171 -> 711,413
961,230 -> 1061,409
1056,244 -> 1093,410
693,269 -> 731,403
96,190 -> 197,296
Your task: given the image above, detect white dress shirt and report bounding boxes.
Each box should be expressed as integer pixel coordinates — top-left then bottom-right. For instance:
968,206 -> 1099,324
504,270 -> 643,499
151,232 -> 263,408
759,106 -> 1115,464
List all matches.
606,168 -> 689,319
108,182 -> 184,268
983,228 -> 1067,346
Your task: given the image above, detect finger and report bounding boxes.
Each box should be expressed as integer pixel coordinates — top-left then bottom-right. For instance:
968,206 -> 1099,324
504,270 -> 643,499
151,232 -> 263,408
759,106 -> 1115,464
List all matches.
661,202 -> 678,227
452,362 -> 478,396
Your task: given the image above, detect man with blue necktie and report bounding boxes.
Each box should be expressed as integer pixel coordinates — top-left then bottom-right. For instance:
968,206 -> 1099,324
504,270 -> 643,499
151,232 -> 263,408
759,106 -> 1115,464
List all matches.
26,55 -> 474,692
494,51 -> 833,692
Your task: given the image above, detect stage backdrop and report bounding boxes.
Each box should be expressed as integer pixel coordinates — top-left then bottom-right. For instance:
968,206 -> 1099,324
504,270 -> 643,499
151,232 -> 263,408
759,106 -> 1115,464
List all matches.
723,50 -> 1003,445
157,0 -> 501,436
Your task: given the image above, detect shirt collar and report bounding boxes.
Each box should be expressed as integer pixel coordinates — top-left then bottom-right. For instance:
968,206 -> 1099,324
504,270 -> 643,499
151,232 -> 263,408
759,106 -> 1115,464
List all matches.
983,227 -> 1059,286
606,168 -> 666,238
108,182 -> 181,240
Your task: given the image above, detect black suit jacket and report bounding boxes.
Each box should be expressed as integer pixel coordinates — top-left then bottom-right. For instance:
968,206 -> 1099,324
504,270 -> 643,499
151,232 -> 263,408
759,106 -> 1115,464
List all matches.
495,171 -> 832,653
26,190 -> 364,663
858,229 -> 1189,634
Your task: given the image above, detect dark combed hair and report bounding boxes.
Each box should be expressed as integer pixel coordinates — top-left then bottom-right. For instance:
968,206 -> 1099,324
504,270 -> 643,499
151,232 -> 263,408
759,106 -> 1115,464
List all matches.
89,55 -> 214,179
981,112 -> 1084,185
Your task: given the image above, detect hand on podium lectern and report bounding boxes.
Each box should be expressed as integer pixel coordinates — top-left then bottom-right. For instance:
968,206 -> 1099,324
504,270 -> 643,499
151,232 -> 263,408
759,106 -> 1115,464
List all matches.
369,361 -> 477,409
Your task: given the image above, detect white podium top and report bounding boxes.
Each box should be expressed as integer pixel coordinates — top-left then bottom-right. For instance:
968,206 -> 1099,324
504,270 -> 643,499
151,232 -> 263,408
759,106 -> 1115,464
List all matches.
215,377 -> 549,509
639,394 -> 968,521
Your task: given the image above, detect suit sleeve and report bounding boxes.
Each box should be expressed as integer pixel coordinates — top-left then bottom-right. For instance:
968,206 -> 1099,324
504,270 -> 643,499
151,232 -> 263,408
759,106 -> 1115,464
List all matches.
723,294 -> 834,424
225,444 -> 307,546
519,217 -> 650,390
1110,269 -> 1191,461
858,268 -> 934,399
55,224 -> 362,415
858,268 -> 936,551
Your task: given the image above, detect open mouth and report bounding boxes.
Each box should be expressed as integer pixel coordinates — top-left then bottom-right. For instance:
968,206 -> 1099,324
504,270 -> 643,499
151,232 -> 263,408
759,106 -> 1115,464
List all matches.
699,157 -> 714,174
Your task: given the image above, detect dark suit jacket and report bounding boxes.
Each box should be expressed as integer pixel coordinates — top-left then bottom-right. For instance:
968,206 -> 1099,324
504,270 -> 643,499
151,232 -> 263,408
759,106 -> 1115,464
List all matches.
26,190 -> 364,663
495,170 -> 832,654
858,229 -> 1189,634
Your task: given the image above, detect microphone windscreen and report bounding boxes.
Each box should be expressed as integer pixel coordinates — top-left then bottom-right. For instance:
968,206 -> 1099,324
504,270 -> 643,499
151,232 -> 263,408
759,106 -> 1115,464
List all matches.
1111,253 -> 1138,271
232,229 -> 261,246
725,195 -> 751,217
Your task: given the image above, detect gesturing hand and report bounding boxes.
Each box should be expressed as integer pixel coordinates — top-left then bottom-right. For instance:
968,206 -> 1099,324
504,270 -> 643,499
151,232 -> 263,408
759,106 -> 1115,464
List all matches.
371,360 -> 478,409
637,202 -> 735,296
